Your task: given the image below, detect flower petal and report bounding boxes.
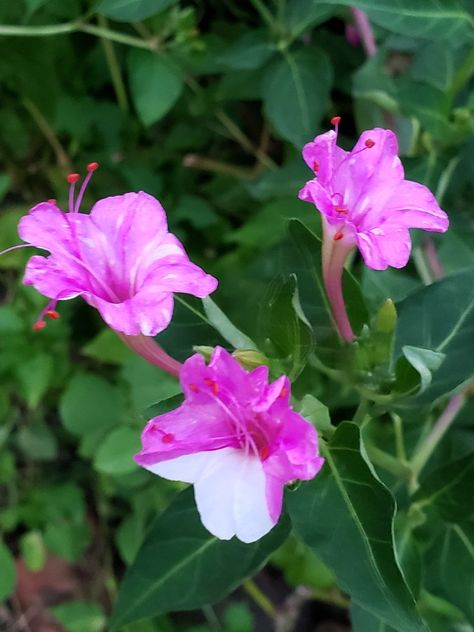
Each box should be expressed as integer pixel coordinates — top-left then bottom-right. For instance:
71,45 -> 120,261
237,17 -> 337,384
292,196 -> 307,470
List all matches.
18,202 -> 70,252
146,261 -> 218,298
357,225 -> 412,270
383,180 -> 449,232
23,255 -> 84,300
302,130 -> 347,185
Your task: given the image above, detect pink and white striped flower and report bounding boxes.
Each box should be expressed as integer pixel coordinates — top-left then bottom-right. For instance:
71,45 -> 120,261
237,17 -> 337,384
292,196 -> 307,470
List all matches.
135,347 -> 324,543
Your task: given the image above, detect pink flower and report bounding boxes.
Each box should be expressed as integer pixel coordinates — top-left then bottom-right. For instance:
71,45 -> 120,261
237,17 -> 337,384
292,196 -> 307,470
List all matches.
135,347 -> 324,543
16,165 -> 218,336
299,123 -> 449,271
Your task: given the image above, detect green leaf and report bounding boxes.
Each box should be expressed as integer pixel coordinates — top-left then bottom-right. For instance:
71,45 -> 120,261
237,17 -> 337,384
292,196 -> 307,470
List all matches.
202,296 -> 257,350
414,453 -> 474,524
20,530 -> 46,572
218,30 -> 274,70
121,356 -> 180,412
395,268 -> 474,407
110,488 -> 290,629
299,394 -> 332,436
59,373 -> 125,436
321,0 -> 474,41
0,538 -> 16,601
18,422 -> 58,462
96,0 -> 176,21
127,50 -> 183,126
351,604 -> 397,631
435,521 -> 474,624
94,426 -> 141,475
50,601 -> 105,632
410,43 -> 456,91
260,273 -> 313,379
262,48 -> 332,147
15,353 -> 53,410
288,423 -> 426,631
396,346 -> 445,395
282,0 -> 336,36
82,328 -> 133,365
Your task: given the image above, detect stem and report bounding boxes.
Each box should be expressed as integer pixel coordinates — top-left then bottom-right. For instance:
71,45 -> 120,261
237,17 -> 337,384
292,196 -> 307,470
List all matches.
410,393 -> 465,478
450,44 -> 474,99
182,154 -> 255,179
422,237 -> 444,280
249,0 -> 278,30
322,223 -> 354,342
392,414 -> 407,463
23,98 -> 71,171
118,333 -> 181,376
98,15 -> 129,112
365,444 -> 413,481
243,579 -> 277,618
412,245 -> 434,285
352,397 -> 369,426
351,8 -> 377,57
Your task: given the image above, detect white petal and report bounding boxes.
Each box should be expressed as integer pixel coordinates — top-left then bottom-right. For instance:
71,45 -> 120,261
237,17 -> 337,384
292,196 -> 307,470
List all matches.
194,448 -> 275,543
146,448 -> 275,543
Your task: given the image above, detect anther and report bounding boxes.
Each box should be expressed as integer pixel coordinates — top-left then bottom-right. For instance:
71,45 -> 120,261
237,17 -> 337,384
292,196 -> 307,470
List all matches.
364,139 -> 375,148
279,387 -> 288,399
47,198 -> 57,205
87,162 -> 99,172
334,231 -> 344,241
189,383 -> 199,393
204,378 -> 219,395
67,173 -> 80,184
33,321 -> 46,331
335,206 -> 348,214
331,116 -> 341,126
313,160 -> 319,172
259,445 -> 270,461
162,433 -> 174,444
45,310 -> 60,320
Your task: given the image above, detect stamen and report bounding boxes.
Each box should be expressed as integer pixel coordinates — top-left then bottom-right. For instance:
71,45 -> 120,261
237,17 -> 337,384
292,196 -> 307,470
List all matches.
33,321 -> 46,331
334,231 -> 344,241
313,160 -> 319,173
259,445 -> 270,461
74,161 -> 99,213
45,310 -> 60,320
67,173 -> 80,214
335,206 -> 348,214
47,198 -> 57,205
0,244 -> 34,257
162,433 -> 174,443
331,116 -> 341,126
189,383 -> 199,393
364,138 -> 375,148
279,387 -> 288,399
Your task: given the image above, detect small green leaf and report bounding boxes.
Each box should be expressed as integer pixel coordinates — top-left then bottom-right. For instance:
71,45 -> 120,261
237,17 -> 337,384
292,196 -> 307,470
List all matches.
202,296 -> 257,350
110,488 -> 290,629
20,530 -> 46,572
50,601 -> 105,632
97,0 -> 176,21
128,50 -> 183,126
59,373 -> 125,436
219,30 -> 274,70
261,273 -> 313,379
82,328 -> 133,365
94,426 -> 141,475
0,539 -> 16,601
15,353 -> 53,409
289,423 -> 426,631
299,394 -> 332,435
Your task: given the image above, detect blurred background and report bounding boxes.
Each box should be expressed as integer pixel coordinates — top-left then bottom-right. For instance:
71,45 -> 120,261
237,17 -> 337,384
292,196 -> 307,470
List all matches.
0,1 -> 473,630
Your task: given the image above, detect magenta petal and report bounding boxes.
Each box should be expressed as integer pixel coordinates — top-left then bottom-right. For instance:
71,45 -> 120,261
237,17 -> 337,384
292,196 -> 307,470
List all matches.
23,255 -> 84,300
18,202 -> 70,252
302,130 -> 346,185
357,225 -> 412,270
383,180 -> 449,232
147,262 -> 218,298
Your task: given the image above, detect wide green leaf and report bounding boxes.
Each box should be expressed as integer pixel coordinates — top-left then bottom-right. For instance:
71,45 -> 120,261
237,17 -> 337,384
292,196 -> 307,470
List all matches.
395,267 -> 474,407
127,50 -> 183,126
262,48 -> 332,147
96,0 -> 176,21
110,488 -> 290,629
351,604 -> 397,632
321,0 -> 474,41
288,422 -> 426,631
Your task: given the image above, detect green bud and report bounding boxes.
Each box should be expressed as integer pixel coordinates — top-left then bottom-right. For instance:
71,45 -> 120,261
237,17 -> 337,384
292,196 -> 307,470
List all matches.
193,345 -> 214,361
232,349 -> 269,370
375,299 -> 397,334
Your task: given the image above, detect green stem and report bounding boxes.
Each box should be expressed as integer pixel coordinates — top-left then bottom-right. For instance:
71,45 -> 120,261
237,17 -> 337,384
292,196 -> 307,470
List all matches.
392,414 -> 407,463
23,98 -> 71,170
450,44 -> 474,100
243,579 -> 277,618
352,397 -> 369,426
98,15 -> 130,112
410,393 -> 465,478
364,444 -> 413,481
249,0 -> 278,30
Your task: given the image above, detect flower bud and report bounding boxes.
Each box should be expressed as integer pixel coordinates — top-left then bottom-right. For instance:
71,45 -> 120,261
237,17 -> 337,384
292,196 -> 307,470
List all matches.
232,349 -> 269,370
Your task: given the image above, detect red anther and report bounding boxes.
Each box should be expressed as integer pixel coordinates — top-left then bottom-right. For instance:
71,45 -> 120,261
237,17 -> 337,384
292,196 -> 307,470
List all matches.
364,139 -> 375,148
87,162 -> 99,172
331,116 -> 341,126
162,433 -> 174,444
47,198 -> 57,205
335,206 -> 348,214
67,173 -> 80,184
334,231 -> 344,241
259,445 -> 270,461
204,378 -> 219,395
189,383 -> 199,393
33,321 -> 46,331
279,386 -> 288,399
45,309 -> 60,320
313,160 -> 319,172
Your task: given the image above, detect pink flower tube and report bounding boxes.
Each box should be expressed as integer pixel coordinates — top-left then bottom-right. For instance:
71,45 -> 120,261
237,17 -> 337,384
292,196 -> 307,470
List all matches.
135,347 -> 324,543
299,119 -> 449,341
